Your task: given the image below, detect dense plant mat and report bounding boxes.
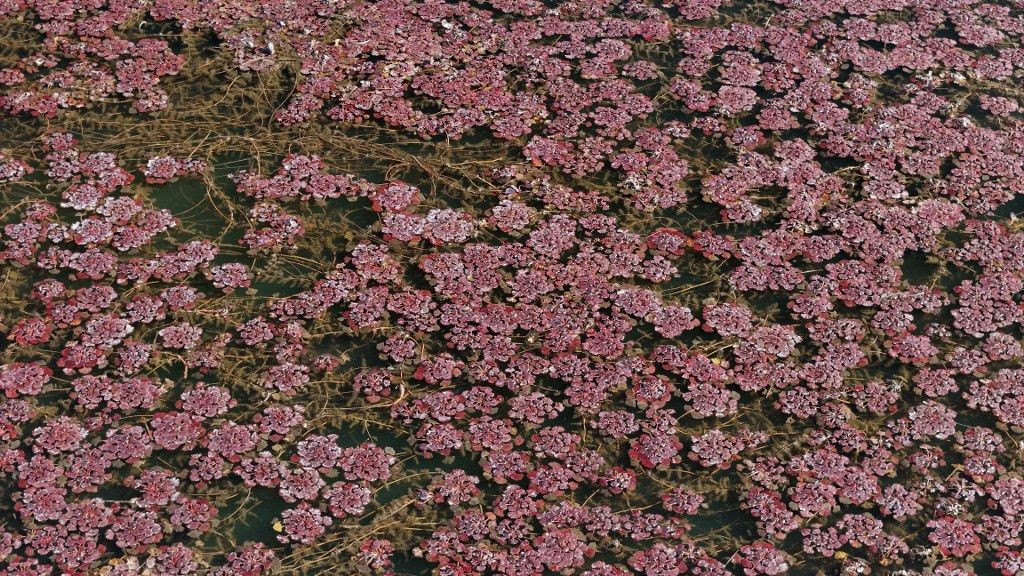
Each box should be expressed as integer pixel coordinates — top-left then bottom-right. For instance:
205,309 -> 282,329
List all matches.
1,1 -> 1024,576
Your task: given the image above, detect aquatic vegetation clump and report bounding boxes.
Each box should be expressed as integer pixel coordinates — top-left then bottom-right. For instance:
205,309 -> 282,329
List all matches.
1,0 -> 1024,575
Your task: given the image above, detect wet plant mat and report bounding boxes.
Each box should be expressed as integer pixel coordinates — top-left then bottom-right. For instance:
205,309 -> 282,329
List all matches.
0,1 -> 1023,576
